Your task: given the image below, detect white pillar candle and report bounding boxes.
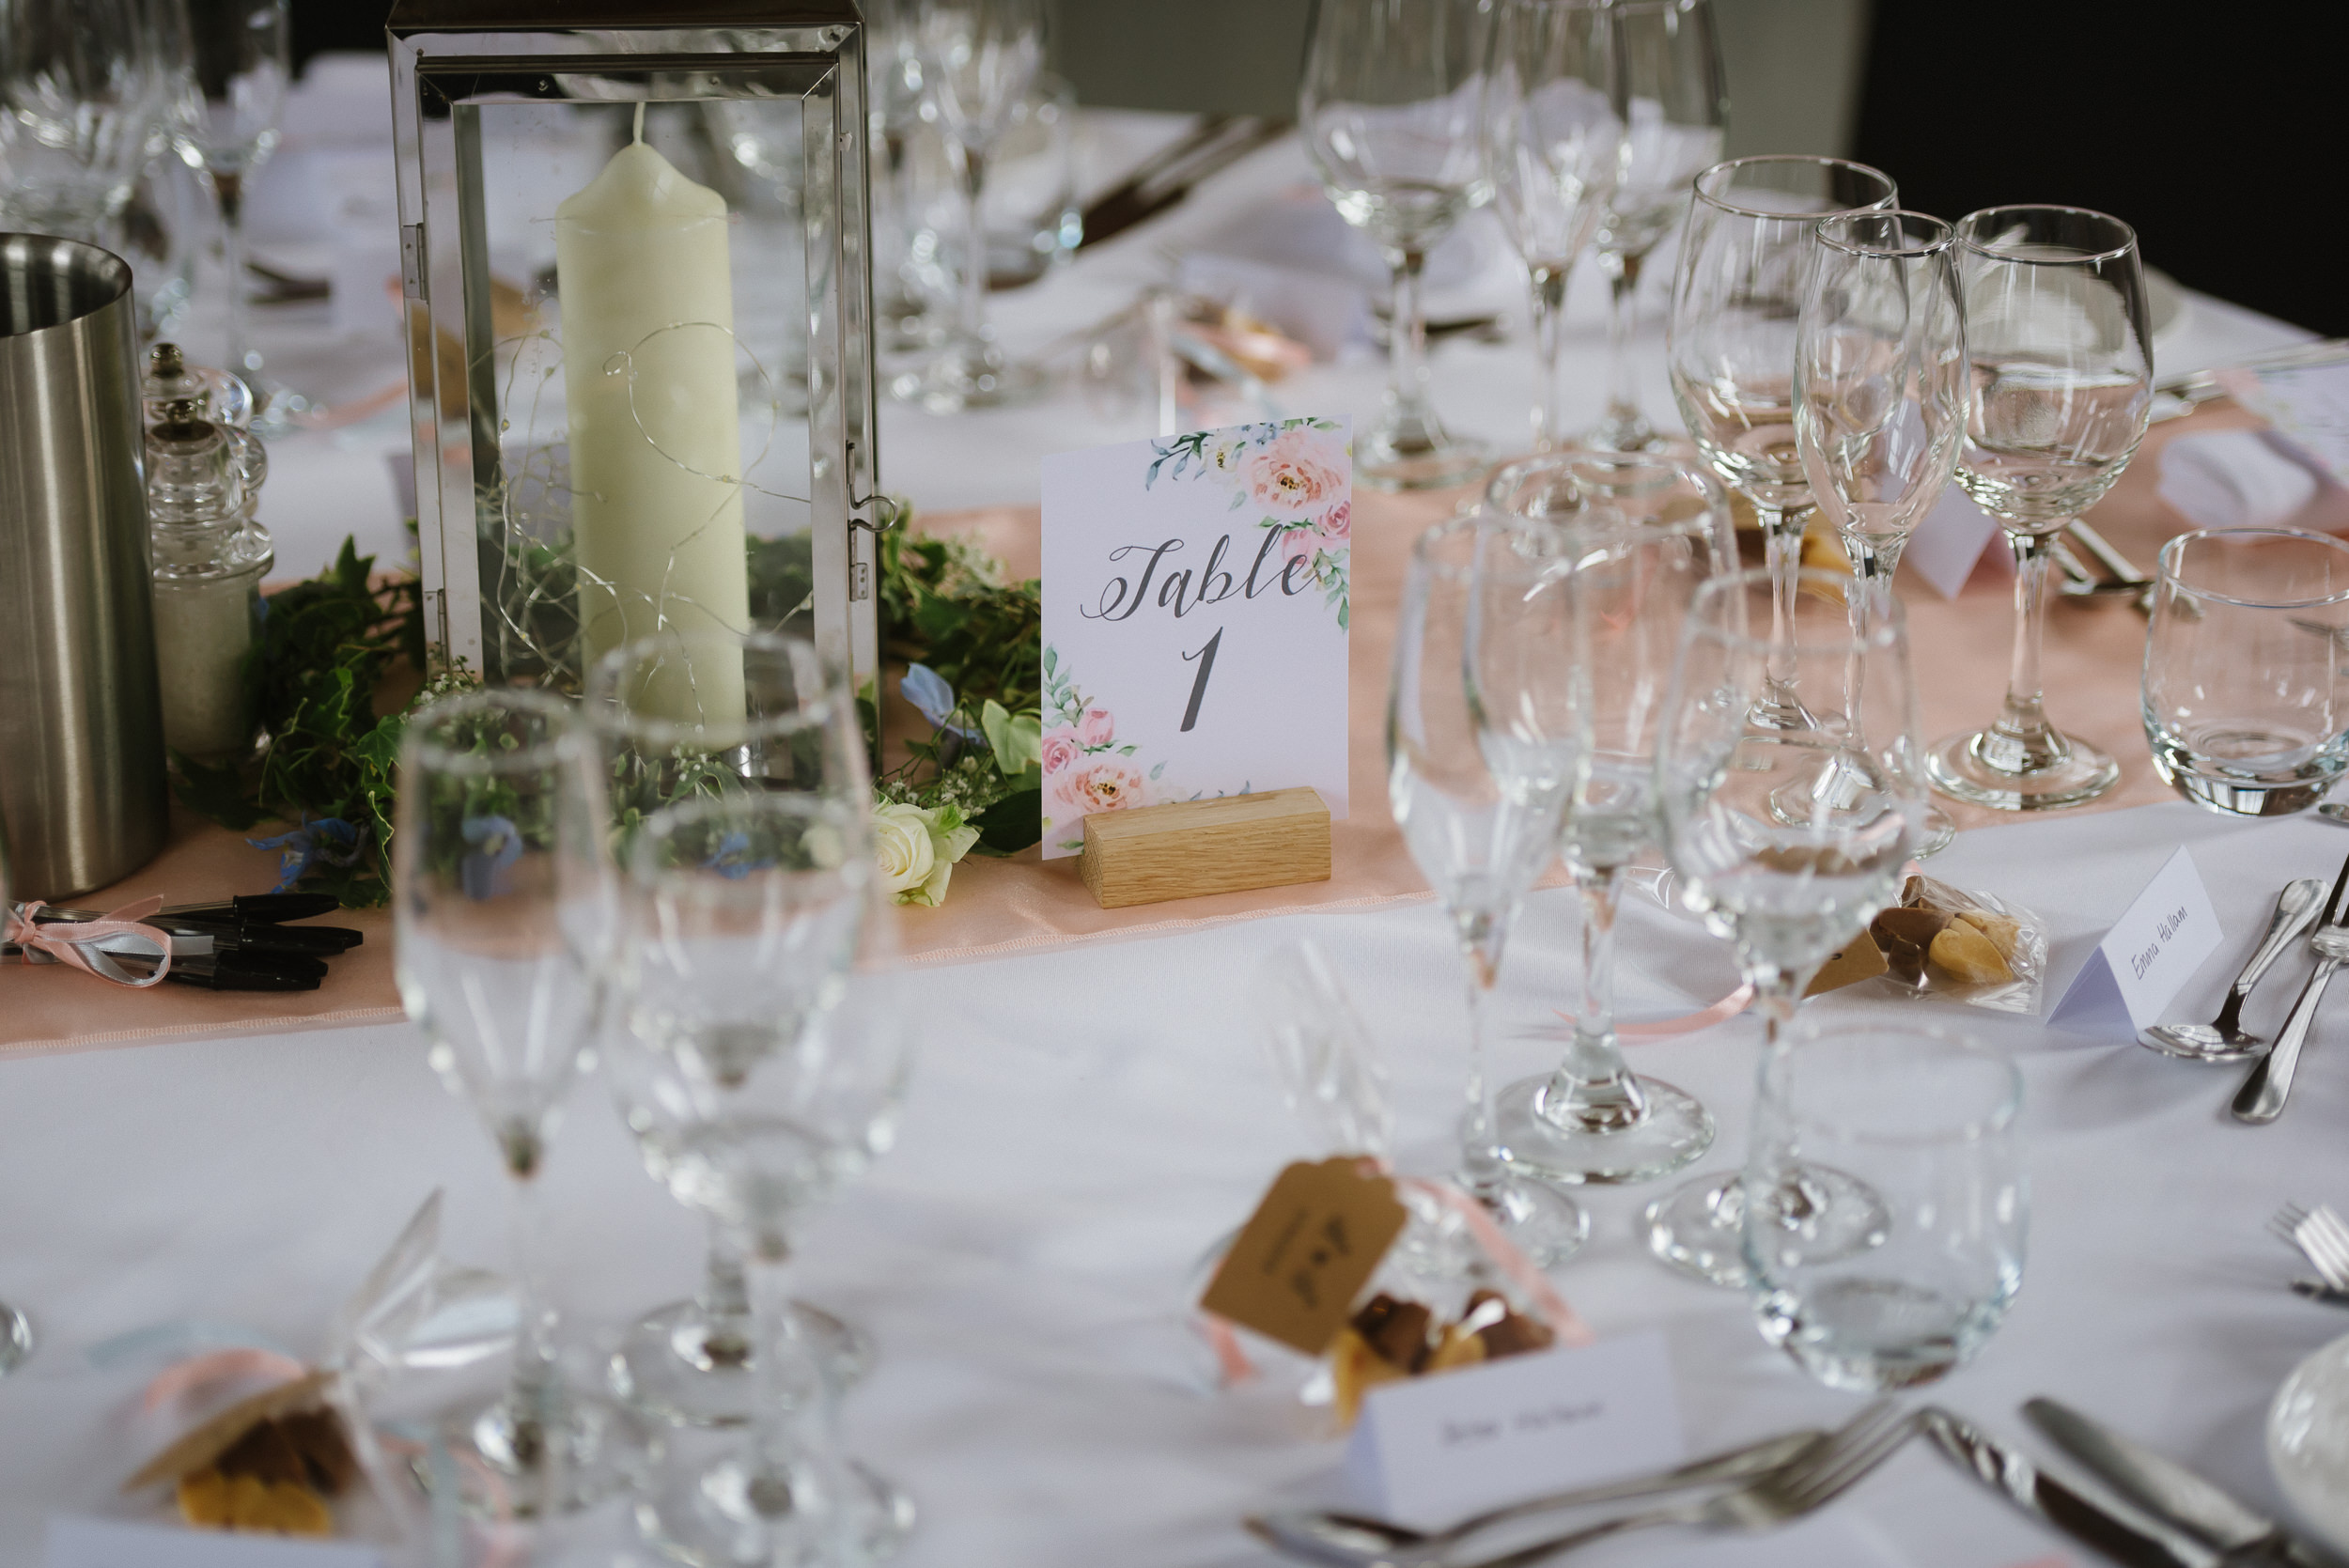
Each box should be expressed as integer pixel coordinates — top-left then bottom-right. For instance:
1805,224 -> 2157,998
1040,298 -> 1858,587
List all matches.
556,130 -> 750,723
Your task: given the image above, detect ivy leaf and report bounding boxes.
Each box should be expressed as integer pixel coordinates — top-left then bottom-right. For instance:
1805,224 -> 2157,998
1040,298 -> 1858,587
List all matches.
969,787 -> 1041,856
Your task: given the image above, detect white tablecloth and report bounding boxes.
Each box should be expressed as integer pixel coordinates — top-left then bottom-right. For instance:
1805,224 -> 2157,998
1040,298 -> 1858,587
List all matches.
8,801 -> 2349,1565
16,80 -> 2349,1566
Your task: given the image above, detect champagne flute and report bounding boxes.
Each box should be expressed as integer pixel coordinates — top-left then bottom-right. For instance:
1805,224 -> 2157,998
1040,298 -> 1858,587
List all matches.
1487,451 -> 1726,1187
165,0 -> 292,418
894,0 -> 1045,411
1642,567 -> 1925,1285
1669,154 -> 1896,732
1390,512 -> 1589,1265
0,0 -> 164,241
1582,0 -> 1724,453
393,690 -> 649,1512
1926,205 -> 2153,811
1796,211 -> 1968,601
583,629 -> 877,1429
1794,209 -> 1966,853
608,791 -> 915,1567
1480,0 -> 1621,452
1301,0 -> 1493,490
863,0 -> 940,350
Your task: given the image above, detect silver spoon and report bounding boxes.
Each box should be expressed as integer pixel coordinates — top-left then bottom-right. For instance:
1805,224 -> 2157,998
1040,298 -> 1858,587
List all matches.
1245,1428 -> 1821,1568
2142,877 -> 2323,1062
2319,803 -> 2349,826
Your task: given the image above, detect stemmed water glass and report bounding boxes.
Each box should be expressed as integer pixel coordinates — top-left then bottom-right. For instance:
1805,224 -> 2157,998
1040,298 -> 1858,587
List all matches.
1479,0 -> 1621,453
1926,205 -> 2154,812
393,689 -> 649,1512
165,0 -> 293,418
1642,567 -> 1926,1285
583,629 -> 876,1429
864,0 -> 940,351
1389,512 -> 1589,1265
1487,451 -> 1725,1188
606,790 -> 914,1567
1794,209 -> 1966,852
0,0 -> 168,241
1582,0 -> 1724,453
1669,154 -> 1897,731
1301,0 -> 1493,491
894,0 -> 1045,411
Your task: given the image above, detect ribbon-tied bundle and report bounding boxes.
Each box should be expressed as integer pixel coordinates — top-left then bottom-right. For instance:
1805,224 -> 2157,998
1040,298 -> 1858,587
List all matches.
6,897 -> 173,986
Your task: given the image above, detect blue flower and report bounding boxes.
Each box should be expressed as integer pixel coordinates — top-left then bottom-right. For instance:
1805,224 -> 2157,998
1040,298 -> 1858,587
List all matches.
703,830 -> 760,879
900,663 -> 983,746
247,816 -> 363,894
458,814 -> 522,901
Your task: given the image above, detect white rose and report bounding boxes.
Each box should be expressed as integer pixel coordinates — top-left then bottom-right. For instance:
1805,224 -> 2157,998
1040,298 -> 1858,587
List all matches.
872,802 -> 936,896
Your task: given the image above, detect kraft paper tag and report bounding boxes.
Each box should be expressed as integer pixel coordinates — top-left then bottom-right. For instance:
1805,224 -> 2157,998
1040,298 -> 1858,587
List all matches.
1805,930 -> 1890,997
1199,1157 -> 1408,1357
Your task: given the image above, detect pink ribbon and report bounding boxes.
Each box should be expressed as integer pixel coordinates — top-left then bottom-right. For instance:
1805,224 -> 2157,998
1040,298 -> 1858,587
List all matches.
6,897 -> 172,986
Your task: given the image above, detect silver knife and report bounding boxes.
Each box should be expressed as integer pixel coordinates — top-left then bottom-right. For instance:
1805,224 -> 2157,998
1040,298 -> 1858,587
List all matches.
2235,847 -> 2349,1125
2025,1399 -> 2334,1568
1924,1408 -> 2219,1568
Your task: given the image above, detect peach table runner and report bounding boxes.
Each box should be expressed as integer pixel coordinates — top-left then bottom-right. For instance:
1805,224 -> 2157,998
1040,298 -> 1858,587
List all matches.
11,404 -> 2338,1054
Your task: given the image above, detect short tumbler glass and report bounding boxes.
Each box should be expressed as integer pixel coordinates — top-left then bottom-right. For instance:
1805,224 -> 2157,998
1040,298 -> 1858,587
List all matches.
2144,526 -> 2349,817
1744,1022 -> 2024,1391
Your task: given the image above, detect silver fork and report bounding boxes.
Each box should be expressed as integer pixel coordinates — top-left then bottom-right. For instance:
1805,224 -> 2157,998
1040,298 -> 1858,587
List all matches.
2273,1202 -> 2349,1291
1441,1400 -> 1916,1568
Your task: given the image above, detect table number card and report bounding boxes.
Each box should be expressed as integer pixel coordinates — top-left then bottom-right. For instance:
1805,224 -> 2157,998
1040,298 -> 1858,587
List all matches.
1039,418 -> 1352,859
2051,845 -> 2223,1038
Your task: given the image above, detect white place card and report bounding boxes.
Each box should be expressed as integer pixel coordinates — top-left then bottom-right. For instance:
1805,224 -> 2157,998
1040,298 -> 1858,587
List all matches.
1038,418 -> 1352,858
45,1517 -> 387,1568
2050,845 -> 2224,1038
1344,1328 -> 1684,1531
1902,483 -> 2006,600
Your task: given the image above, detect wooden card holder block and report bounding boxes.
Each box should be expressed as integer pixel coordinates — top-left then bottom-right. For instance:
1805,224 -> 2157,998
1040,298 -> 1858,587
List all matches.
1079,787 -> 1331,909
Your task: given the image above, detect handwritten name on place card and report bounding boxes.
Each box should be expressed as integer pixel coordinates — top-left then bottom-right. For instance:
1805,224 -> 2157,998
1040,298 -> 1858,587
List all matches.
2050,844 -> 2222,1038
1345,1328 -> 1684,1530
46,1517 -> 387,1568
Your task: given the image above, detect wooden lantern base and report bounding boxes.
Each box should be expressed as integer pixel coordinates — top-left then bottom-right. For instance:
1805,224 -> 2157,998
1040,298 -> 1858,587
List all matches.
1078,787 -> 1331,908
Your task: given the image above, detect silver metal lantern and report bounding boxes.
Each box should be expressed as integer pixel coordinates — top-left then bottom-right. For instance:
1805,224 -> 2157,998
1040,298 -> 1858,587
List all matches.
386,0 -> 883,705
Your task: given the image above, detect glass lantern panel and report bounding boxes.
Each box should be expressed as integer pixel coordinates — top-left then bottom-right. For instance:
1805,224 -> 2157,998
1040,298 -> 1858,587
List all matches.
413,58 -> 847,704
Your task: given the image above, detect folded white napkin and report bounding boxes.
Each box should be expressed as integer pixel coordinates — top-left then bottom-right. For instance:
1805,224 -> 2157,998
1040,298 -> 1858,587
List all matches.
2156,427 -> 2335,532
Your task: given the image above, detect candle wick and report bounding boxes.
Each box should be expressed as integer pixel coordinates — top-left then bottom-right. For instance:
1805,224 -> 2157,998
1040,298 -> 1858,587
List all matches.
631,101 -> 645,144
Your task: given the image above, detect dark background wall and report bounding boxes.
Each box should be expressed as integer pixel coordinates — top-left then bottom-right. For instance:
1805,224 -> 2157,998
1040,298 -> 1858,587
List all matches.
1849,4 -> 2349,337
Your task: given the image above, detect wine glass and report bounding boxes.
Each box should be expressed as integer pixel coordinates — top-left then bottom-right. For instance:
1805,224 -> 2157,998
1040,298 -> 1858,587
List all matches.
1480,0 -> 1621,453
1926,205 -> 2153,812
164,0 -> 293,419
0,806 -> 30,1376
1669,154 -> 1896,732
1301,0 -> 1493,490
1795,209 -> 1966,853
393,689 -> 649,1512
582,629 -> 876,1429
0,0 -> 167,241
1486,451 -> 1726,1187
607,790 -> 915,1567
1389,512 -> 1589,1265
1582,0 -> 1724,453
1642,566 -> 1926,1285
863,0 -> 941,351
893,0 -> 1045,411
